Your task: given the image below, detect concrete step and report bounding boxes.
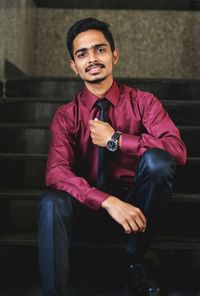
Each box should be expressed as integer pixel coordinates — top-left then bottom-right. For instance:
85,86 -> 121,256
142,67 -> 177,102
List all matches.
1,283 -> 200,296
0,232 -> 200,285
0,124 -> 198,156
0,234 -> 200,286
0,124 -> 50,154
33,0 -> 200,10
0,153 -> 46,190
0,154 -> 199,192
0,232 -> 200,250
1,190 -> 199,203
5,78 -> 200,100
1,100 -> 200,126
0,190 -> 200,236
5,78 -> 83,99
0,100 -> 61,123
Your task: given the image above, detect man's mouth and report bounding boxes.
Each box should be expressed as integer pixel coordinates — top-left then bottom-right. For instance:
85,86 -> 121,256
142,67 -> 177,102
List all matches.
85,64 -> 105,73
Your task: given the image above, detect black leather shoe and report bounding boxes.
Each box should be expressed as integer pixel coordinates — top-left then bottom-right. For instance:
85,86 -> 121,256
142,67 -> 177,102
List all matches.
129,261 -> 161,296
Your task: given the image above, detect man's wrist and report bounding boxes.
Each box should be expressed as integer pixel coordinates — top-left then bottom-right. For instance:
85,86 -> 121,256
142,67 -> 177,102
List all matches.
106,131 -> 122,152
101,195 -> 116,209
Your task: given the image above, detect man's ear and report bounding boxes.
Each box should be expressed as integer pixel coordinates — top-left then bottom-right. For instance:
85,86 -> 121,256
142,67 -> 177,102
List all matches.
112,49 -> 119,65
70,59 -> 79,75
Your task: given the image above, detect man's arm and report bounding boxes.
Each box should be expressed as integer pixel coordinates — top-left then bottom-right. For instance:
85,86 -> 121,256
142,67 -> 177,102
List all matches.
120,93 -> 187,165
90,93 -> 187,165
45,106 -> 109,210
89,92 -> 187,233
89,118 -> 147,234
101,196 -> 146,234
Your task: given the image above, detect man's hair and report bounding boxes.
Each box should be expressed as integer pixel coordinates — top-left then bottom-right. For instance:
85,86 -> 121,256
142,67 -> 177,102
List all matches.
67,18 -> 115,59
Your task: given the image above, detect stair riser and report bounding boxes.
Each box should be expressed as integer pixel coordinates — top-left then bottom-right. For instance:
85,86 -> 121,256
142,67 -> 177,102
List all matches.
34,0 -> 200,10
0,199 -> 37,233
0,158 -> 46,190
0,102 -> 61,123
6,79 -> 83,98
0,244 -> 199,286
0,128 -> 50,154
0,127 -> 198,156
5,79 -> 200,99
0,198 -> 200,236
1,101 -> 200,126
0,158 -> 199,192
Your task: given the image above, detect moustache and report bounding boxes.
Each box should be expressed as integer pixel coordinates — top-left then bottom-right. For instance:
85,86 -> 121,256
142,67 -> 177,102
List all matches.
85,63 -> 105,73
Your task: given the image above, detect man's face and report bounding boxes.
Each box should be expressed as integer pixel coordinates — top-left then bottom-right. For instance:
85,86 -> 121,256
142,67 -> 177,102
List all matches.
70,29 -> 119,84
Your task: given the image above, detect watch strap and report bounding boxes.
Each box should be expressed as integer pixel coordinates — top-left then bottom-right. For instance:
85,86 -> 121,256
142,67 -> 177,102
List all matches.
111,131 -> 122,141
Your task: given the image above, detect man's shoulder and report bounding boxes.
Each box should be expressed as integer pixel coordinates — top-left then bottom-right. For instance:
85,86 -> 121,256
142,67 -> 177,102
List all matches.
55,97 -> 77,116
119,82 -> 155,102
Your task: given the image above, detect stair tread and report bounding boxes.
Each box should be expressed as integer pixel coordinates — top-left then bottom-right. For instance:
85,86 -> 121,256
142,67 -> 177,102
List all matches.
3,97 -> 200,103
0,232 -> 200,250
5,76 -> 200,83
6,77 -> 200,100
0,123 -> 49,128
0,153 -> 47,160
2,153 -> 200,161
34,0 -> 200,10
2,96 -> 67,102
0,190 -> 199,202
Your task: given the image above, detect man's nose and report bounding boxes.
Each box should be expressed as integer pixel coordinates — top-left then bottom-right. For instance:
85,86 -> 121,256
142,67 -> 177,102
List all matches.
88,50 -> 98,63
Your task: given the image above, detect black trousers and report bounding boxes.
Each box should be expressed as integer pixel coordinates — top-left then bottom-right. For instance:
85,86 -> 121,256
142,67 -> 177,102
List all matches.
38,148 -> 176,296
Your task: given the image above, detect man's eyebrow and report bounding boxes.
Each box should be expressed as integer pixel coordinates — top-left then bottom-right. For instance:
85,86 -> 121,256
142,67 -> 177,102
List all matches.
74,43 -> 108,56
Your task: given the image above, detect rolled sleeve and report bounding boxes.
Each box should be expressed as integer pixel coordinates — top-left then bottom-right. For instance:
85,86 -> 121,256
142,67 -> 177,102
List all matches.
85,188 -> 109,209
120,133 -> 140,155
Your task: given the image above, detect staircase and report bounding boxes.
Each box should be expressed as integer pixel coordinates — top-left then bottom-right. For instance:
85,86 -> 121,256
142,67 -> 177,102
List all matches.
0,77 -> 200,288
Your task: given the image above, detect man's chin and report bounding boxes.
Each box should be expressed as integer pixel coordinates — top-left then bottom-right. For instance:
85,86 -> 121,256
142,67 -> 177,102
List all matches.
84,75 -> 108,84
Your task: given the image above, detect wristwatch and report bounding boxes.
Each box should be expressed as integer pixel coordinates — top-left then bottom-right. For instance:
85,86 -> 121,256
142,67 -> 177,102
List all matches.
106,131 -> 122,152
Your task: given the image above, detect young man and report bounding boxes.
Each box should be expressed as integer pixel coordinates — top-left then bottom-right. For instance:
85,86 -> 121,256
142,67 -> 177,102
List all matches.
38,18 -> 187,296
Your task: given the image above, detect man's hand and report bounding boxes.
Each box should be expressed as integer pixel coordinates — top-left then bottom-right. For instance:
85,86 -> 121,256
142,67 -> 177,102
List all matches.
101,196 -> 146,234
89,118 -> 114,147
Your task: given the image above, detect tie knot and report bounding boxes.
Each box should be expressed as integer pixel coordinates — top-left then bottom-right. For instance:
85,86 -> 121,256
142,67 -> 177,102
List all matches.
95,98 -> 109,112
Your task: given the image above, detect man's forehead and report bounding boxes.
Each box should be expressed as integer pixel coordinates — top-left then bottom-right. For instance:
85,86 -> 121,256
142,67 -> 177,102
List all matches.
73,29 -> 108,49
74,43 -> 108,56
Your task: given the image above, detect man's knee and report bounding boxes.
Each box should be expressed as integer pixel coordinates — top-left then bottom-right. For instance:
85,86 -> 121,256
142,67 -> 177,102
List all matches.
138,148 -> 176,179
38,190 -> 75,220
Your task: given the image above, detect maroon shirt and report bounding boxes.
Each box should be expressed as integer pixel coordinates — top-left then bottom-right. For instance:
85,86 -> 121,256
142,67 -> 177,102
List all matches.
46,81 -> 187,209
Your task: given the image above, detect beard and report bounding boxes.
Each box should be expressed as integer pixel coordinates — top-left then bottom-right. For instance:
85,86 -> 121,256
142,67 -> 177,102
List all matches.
84,73 -> 110,84
84,76 -> 107,84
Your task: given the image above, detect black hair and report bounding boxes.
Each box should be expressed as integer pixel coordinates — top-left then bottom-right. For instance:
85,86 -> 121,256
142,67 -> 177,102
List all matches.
67,17 -> 115,59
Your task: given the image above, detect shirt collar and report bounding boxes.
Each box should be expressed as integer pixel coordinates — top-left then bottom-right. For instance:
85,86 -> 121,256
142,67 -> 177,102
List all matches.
78,80 -> 120,111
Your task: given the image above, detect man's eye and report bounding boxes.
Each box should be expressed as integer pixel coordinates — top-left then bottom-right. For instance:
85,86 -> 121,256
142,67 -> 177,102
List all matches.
77,52 -> 86,58
97,48 -> 105,53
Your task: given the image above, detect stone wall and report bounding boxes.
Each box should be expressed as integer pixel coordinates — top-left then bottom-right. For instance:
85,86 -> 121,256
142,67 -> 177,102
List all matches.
35,9 -> 200,79
1,5 -> 200,79
0,0 -> 36,80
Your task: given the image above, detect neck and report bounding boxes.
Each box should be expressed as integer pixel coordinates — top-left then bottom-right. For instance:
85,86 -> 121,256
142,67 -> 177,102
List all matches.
84,76 -> 113,98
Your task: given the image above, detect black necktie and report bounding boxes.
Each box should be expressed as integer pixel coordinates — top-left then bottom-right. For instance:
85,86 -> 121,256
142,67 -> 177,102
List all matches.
95,99 -> 110,192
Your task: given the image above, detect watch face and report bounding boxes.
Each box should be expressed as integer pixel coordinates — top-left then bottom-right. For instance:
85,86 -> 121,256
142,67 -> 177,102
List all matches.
107,139 -> 118,152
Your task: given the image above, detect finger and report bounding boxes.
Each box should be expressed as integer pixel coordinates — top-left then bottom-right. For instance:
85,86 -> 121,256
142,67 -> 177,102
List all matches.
134,216 -> 146,232
136,209 -> 147,226
128,221 -> 140,233
139,213 -> 147,229
122,223 -> 132,234
89,119 -> 95,125
89,119 -> 99,126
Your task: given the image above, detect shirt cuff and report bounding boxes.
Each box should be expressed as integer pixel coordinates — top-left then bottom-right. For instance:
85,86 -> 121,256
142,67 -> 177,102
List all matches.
120,133 -> 140,155
85,188 -> 109,210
